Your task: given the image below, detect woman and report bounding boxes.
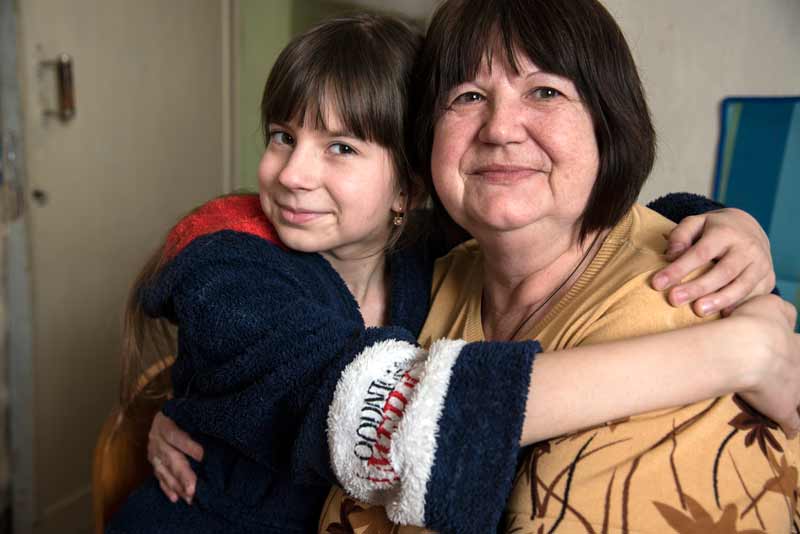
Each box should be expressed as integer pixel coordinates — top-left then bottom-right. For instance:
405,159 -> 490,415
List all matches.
316,0 -> 800,532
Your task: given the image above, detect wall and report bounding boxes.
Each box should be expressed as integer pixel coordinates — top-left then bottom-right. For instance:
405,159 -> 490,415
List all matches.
237,0 -> 292,192
321,0 -> 433,20
237,0 -> 352,192
601,0 -> 800,202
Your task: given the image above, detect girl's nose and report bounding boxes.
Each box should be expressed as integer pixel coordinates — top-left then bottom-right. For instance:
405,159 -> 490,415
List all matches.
271,149 -> 318,191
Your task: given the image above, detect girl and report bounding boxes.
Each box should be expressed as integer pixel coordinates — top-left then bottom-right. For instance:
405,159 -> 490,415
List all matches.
111,12 -> 791,534
107,14 -> 427,534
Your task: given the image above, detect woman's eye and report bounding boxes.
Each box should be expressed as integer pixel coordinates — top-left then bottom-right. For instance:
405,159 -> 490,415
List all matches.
329,142 -> 356,155
451,91 -> 485,106
531,87 -> 562,100
269,130 -> 294,146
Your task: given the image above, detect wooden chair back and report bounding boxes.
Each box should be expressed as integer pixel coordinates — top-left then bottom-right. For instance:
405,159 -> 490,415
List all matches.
92,357 -> 174,534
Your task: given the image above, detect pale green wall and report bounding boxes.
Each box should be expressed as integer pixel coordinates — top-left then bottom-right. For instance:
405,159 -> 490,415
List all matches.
291,0 -> 356,35
237,0 -> 399,190
238,0 -> 292,191
237,0 -> 358,191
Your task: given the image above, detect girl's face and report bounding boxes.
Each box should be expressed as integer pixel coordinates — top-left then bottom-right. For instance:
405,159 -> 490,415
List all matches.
258,109 -> 404,261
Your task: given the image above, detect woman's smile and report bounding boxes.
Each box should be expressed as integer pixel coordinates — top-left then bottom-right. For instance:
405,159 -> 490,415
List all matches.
468,164 -> 547,185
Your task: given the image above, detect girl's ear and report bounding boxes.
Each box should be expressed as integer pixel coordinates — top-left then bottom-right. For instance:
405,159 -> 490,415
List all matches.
392,189 -> 407,213
396,173 -> 427,211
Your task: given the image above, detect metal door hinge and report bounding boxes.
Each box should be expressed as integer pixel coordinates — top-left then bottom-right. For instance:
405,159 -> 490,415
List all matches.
1,130 -> 25,222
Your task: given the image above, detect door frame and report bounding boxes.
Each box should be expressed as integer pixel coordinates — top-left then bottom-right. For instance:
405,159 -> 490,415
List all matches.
1,0 -> 36,531
1,1 -> 236,532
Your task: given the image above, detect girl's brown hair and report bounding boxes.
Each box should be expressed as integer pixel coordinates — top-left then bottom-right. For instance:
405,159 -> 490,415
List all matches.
118,224 -> 176,408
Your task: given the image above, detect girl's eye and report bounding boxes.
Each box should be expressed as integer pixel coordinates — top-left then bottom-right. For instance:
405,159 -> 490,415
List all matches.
269,130 -> 294,146
451,91 -> 485,106
531,87 -> 562,100
329,142 -> 356,155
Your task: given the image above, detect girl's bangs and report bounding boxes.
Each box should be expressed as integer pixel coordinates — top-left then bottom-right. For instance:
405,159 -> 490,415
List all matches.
262,46 -> 396,148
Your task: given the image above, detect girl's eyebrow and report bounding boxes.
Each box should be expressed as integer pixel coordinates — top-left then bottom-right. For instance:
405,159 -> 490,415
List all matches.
325,128 -> 359,139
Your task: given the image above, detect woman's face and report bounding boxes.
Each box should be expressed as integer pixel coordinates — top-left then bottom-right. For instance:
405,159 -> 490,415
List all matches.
430,53 -> 599,241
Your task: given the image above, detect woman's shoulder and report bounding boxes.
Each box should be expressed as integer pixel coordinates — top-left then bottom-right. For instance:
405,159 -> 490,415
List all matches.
573,204 -> 714,344
611,203 -> 676,259
430,239 -> 482,289
598,204 -> 702,283
436,239 -> 481,266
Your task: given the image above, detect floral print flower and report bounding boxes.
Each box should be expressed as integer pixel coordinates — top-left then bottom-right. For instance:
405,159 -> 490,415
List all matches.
654,494 -> 764,534
729,395 -> 783,458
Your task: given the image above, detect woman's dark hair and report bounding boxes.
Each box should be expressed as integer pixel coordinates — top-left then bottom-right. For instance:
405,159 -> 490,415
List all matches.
261,14 -> 426,244
413,0 -> 656,241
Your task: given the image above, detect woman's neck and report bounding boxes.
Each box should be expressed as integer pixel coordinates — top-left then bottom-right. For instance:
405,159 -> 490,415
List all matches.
322,250 -> 390,328
478,224 -> 606,341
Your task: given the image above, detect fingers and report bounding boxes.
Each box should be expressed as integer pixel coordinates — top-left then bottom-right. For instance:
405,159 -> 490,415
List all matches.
774,326 -> 800,438
664,214 -> 706,261
159,480 -> 179,504
778,407 -> 800,440
686,262 -> 761,316
150,448 -> 197,504
653,237 -> 726,292
164,424 -> 204,462
153,457 -> 181,503
666,253 -> 741,310
656,208 -> 776,307
736,304 -> 800,438
729,294 -> 796,330
166,448 -> 197,502
148,413 -> 200,504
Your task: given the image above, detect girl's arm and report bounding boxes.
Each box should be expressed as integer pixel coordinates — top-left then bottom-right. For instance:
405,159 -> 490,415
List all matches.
521,294 -> 799,443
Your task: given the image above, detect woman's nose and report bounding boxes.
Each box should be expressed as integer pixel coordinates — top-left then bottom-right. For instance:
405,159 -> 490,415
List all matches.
478,99 -> 527,145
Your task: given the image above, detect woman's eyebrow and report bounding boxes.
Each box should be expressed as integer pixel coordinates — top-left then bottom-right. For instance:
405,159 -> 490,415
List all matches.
524,70 -> 546,79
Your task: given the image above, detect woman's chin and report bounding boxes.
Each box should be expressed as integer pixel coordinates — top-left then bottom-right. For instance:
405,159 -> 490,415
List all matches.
462,208 -> 552,237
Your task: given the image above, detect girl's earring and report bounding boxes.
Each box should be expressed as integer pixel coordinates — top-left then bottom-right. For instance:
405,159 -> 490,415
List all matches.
392,211 -> 404,227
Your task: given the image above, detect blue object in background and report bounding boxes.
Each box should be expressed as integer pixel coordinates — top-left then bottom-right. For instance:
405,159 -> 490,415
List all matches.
713,96 -> 800,331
